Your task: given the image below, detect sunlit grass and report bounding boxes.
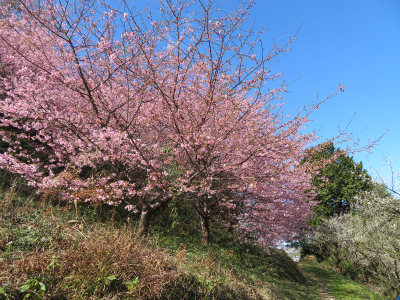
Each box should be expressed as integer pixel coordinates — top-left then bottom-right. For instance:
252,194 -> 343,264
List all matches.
0,175 -> 388,299
300,260 -> 385,300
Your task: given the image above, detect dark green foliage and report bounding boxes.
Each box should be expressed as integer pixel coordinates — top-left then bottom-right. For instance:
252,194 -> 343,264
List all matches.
308,142 -> 373,226
300,143 -> 374,259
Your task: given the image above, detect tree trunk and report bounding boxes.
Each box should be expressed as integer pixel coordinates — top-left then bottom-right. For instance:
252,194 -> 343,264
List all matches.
137,211 -> 151,236
136,194 -> 173,237
200,215 -> 210,247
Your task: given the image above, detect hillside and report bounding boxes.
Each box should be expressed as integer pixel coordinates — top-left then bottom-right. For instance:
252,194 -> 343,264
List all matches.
0,176 -> 386,300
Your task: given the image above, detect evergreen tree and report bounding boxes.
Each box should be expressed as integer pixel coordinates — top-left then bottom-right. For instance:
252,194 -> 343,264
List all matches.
308,142 -> 373,226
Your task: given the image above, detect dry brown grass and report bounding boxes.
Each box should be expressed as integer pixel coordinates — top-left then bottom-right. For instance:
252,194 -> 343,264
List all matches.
0,182 -> 183,299
0,175 -> 278,299
1,222 -> 182,299
0,188 -> 273,299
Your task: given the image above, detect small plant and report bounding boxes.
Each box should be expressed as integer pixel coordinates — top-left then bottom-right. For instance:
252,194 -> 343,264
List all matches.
202,278 -> 214,292
19,278 -> 46,299
0,282 -> 11,297
47,255 -> 62,271
96,274 -> 118,292
124,276 -> 140,291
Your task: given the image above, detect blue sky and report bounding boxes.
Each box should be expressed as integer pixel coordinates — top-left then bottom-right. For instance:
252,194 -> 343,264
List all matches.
130,0 -> 399,187
244,0 -> 400,187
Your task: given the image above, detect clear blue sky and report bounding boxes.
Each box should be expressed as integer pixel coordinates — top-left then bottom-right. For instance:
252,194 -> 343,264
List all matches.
245,0 -> 400,187
131,0 -> 399,187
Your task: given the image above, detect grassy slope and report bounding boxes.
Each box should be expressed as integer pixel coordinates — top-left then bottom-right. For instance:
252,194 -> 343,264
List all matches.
0,179 -> 386,300
299,259 -> 385,300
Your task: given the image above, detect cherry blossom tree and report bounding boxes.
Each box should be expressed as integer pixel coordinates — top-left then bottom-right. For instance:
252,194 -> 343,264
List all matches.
0,0 -> 339,246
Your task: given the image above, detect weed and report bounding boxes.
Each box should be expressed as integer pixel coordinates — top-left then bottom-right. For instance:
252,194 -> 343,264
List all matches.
124,276 -> 140,291
19,277 -> 47,299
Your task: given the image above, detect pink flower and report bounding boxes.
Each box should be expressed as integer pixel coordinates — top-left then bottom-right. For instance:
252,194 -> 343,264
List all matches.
124,205 -> 138,213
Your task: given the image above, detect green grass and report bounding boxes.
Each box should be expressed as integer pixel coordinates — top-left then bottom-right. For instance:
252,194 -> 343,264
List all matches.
300,259 -> 385,300
0,175 -> 388,299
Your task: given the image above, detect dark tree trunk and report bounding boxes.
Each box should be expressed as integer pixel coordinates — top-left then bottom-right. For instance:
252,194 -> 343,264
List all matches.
136,193 -> 173,237
137,211 -> 151,236
200,214 -> 210,247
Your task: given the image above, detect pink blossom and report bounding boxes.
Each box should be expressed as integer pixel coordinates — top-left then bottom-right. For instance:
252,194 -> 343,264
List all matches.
0,0 -> 347,247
